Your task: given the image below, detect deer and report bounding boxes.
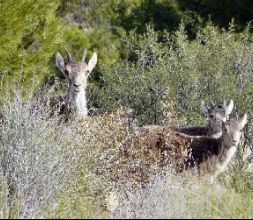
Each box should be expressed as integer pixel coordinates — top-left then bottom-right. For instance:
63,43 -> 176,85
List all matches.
120,112 -> 247,183
54,49 -> 97,118
172,113 -> 248,181
106,112 -> 247,213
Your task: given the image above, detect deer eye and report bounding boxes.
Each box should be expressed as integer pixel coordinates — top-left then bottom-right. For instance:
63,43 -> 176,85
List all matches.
86,70 -> 90,76
217,105 -> 223,108
224,126 -> 229,132
64,69 -> 70,76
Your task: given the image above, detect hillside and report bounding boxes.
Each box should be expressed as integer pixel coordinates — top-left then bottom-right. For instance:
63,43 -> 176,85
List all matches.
1,0 -> 253,218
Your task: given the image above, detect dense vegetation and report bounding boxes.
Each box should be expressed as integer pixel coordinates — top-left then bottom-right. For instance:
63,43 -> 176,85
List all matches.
1,0 -> 253,99
1,0 -> 253,218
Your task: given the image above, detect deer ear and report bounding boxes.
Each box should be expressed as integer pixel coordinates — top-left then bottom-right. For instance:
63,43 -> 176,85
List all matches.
201,100 -> 209,118
81,49 -> 87,62
222,97 -> 227,108
239,113 -> 248,129
225,99 -> 234,116
55,52 -> 66,74
88,52 -> 97,72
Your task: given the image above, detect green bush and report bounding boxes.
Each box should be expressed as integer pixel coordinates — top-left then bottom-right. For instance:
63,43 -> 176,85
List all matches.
89,23 -> 253,127
0,0 -> 63,97
88,27 -> 173,126
166,22 -> 253,124
1,1 -> 253,218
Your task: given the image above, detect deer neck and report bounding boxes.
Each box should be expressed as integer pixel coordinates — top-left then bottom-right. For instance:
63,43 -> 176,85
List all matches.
217,139 -> 237,165
68,87 -> 88,117
207,121 -> 223,138
218,135 -> 235,159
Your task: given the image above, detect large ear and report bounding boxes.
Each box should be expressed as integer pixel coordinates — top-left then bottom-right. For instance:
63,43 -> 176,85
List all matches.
81,49 -> 87,62
225,99 -> 234,116
210,99 -> 216,109
239,113 -> 248,129
201,100 -> 209,118
222,97 -> 227,108
55,52 -> 65,74
88,52 -> 97,72
65,50 -> 73,63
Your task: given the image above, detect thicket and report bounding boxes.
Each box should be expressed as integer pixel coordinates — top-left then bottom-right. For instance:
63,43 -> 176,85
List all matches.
1,0 -> 253,218
89,23 -> 253,127
1,0 -> 253,99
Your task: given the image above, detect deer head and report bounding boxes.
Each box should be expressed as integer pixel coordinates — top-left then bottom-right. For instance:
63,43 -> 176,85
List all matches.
55,49 -> 97,117
222,113 -> 247,148
202,98 -> 234,137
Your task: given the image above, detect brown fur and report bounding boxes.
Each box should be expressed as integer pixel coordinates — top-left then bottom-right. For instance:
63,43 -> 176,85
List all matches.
175,126 -> 209,136
170,132 -> 222,172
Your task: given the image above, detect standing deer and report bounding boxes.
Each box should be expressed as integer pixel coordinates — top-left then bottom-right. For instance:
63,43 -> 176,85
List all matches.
173,113 -> 247,181
121,113 -> 247,183
55,49 -> 97,118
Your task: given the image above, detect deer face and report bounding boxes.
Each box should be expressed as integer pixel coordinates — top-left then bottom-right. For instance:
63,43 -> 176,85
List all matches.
65,61 -> 90,93
210,99 -> 234,120
55,49 -> 97,96
222,114 -> 247,148
204,99 -> 234,135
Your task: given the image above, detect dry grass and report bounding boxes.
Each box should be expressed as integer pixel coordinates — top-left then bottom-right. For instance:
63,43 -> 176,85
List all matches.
0,91 -> 253,219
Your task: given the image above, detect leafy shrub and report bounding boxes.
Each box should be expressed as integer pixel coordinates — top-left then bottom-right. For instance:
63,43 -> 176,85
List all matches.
89,27 -> 175,126
0,0 -> 64,97
89,22 -> 253,127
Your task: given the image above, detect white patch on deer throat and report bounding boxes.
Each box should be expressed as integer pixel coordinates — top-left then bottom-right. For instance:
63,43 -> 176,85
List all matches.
73,89 -> 88,117
211,131 -> 222,139
216,146 -> 237,175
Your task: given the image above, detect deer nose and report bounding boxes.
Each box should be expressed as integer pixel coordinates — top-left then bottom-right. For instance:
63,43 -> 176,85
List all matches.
73,83 -> 81,92
73,83 -> 81,87
232,140 -> 237,145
